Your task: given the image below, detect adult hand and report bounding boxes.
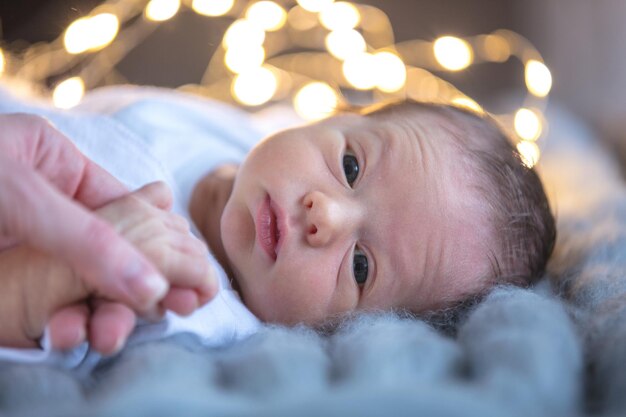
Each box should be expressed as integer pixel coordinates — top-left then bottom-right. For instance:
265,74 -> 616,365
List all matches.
0,113 -> 208,353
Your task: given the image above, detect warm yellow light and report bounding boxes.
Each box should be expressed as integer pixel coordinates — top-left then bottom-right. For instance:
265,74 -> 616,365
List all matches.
246,1 -> 286,32
53,77 -> 85,109
294,82 -> 339,120
145,0 -> 180,21
325,29 -> 366,60
223,19 -> 266,49
225,45 -> 265,73
342,52 -> 377,90
232,67 -> 277,106
64,13 -> 119,54
373,51 -> 406,93
481,34 -> 510,63
451,97 -> 483,113
319,2 -> 360,31
297,0 -> 335,13
192,0 -> 234,16
433,36 -> 473,71
0,49 -> 5,75
516,141 -> 540,168
514,108 -> 542,141
525,60 -> 552,98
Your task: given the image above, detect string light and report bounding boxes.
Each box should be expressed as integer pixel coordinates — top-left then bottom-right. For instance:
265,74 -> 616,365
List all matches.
525,59 -> 552,97
246,1 -> 287,32
2,0 -> 553,165
319,2 -> 360,31
451,96 -> 483,113
192,0 -> 234,16
294,81 -> 338,120
225,45 -> 266,73
514,107 -> 542,141
297,0 -> 335,13
145,0 -> 181,22
433,36 -> 473,71
53,77 -> 85,108
223,20 -> 266,49
232,67 -> 277,105
325,29 -> 366,60
342,52 -> 377,90
64,13 -> 119,54
373,51 -> 406,92
516,141 -> 540,168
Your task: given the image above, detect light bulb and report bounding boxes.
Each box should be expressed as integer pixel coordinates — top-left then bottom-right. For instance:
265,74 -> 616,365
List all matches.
145,0 -> 180,21
294,82 -> 338,120
433,36 -> 473,71
525,60 -> 552,98
232,67 -> 277,106
53,77 -> 85,109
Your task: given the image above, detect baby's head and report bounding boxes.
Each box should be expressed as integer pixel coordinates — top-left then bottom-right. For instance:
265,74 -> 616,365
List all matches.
217,100 -> 555,324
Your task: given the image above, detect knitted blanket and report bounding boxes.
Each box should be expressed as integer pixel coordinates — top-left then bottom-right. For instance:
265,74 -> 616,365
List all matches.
0,103 -> 621,417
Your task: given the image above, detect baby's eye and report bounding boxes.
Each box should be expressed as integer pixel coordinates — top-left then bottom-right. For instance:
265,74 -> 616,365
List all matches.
353,247 -> 369,286
343,152 -> 359,187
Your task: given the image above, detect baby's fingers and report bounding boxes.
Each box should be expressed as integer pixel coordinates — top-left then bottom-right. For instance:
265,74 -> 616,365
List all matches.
48,304 -> 90,350
161,287 -> 199,316
89,301 -> 136,355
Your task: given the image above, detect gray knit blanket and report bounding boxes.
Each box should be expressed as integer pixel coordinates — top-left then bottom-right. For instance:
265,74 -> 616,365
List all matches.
1,104 -> 623,417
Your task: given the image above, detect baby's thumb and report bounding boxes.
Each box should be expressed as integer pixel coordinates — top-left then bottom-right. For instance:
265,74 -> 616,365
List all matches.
132,181 -> 173,210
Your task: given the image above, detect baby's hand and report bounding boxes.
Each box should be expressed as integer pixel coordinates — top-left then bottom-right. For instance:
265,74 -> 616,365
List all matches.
95,182 -> 218,317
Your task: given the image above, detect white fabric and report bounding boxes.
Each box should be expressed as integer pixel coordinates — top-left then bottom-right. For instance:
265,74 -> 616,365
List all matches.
0,85 -> 263,370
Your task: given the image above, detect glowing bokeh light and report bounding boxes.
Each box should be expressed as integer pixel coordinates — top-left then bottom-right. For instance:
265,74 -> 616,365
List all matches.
297,0 -> 335,13
451,96 -> 483,113
0,49 -> 5,75
514,108 -> 542,141
192,0 -> 234,16
433,36 -> 473,71
294,82 -> 339,120
246,1 -> 286,32
319,2 -> 360,31
223,19 -> 266,49
64,13 -> 120,54
325,29 -> 366,60
516,141 -> 540,168
232,67 -> 277,106
53,77 -> 85,109
481,34 -> 510,62
373,51 -> 406,92
342,52 -> 377,90
525,60 -> 552,98
225,45 -> 265,73
145,0 -> 180,21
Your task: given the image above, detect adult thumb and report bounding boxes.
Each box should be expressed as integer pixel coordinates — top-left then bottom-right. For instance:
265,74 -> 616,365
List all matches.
0,157 -> 169,310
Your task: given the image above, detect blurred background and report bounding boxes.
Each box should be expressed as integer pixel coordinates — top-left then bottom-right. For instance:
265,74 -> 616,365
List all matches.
1,0 -> 625,153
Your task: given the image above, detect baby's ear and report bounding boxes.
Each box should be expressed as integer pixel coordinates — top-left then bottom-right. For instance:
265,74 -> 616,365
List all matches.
132,181 -> 173,210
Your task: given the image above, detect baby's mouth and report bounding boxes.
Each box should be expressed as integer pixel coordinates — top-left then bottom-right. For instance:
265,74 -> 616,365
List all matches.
256,194 -> 280,261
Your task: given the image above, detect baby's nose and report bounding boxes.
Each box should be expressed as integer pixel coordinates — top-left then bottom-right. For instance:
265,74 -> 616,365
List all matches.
303,190 -> 352,247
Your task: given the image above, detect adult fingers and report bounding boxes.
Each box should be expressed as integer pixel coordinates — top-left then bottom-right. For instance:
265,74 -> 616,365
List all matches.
0,157 -> 169,311
48,304 -> 90,350
88,301 -> 136,355
131,181 -> 173,211
0,113 -> 129,208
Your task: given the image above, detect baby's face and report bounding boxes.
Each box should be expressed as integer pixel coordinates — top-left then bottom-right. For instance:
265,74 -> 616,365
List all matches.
221,110 -> 496,324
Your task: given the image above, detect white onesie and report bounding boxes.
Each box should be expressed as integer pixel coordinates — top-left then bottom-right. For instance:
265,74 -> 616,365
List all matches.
0,85 -> 264,372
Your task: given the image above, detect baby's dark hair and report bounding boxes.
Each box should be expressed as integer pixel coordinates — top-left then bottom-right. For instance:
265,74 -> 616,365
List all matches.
349,99 -> 556,291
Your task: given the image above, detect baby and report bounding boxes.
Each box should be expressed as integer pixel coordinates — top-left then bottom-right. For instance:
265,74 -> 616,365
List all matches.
191,100 -> 556,324
0,90 -> 555,357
